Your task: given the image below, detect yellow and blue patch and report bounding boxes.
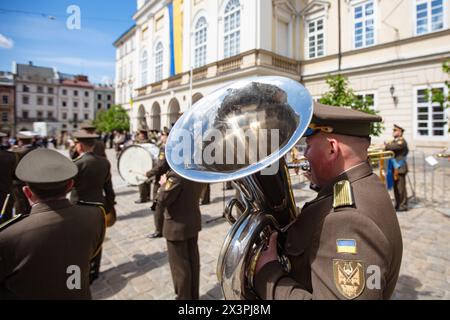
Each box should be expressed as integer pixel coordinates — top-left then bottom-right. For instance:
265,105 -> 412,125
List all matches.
336,239 -> 357,254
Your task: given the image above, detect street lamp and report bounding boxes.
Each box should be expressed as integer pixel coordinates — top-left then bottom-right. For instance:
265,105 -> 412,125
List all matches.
390,85 -> 398,106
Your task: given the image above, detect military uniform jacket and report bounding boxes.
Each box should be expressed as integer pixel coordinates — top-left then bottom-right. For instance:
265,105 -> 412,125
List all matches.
146,144 -> 170,180
385,137 -> 409,174
0,150 -> 16,195
70,152 -> 115,212
255,162 -> 403,300
158,171 -> 204,241
0,199 -> 105,299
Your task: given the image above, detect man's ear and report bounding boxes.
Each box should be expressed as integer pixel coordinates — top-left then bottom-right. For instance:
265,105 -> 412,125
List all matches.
65,179 -> 74,193
328,138 -> 340,158
22,185 -> 34,200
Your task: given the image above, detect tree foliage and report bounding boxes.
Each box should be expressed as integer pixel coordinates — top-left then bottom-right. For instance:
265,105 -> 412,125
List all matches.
93,105 -> 130,133
319,74 -> 383,136
428,60 -> 450,132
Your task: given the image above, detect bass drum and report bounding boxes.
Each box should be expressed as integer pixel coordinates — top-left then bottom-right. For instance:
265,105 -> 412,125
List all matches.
117,143 -> 160,186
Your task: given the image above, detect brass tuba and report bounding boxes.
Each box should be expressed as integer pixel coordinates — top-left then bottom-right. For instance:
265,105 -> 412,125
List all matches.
165,77 -> 313,299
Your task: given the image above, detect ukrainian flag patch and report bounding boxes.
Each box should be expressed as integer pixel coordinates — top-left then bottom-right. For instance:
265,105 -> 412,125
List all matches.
336,239 -> 357,254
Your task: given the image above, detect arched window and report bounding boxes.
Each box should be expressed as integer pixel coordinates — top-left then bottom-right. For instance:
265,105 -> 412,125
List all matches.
140,50 -> 148,86
194,17 -> 207,68
154,42 -> 163,82
223,0 -> 240,58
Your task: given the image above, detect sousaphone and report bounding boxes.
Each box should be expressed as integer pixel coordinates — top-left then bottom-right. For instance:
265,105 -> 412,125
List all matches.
165,76 -> 313,299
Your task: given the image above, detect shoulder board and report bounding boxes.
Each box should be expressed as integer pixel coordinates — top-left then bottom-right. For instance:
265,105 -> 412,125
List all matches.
164,177 -> 173,191
333,180 -> 354,209
77,200 -> 104,208
164,177 -> 180,191
0,214 -> 28,232
77,201 -> 107,217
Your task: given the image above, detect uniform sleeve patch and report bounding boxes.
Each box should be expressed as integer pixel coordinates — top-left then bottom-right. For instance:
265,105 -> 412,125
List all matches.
333,259 -> 365,299
336,239 -> 357,254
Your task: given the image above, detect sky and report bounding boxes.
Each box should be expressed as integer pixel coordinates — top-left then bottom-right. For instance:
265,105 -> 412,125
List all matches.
0,0 -> 136,84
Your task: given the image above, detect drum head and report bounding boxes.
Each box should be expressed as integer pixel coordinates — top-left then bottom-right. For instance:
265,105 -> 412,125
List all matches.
139,143 -> 160,159
118,144 -> 154,186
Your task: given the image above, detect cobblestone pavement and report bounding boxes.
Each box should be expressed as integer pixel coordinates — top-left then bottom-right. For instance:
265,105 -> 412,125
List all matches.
90,150 -> 449,300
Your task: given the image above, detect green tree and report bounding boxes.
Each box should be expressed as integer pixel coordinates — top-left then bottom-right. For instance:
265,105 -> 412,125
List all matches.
428,60 -> 449,132
319,74 -> 383,136
93,105 -> 130,133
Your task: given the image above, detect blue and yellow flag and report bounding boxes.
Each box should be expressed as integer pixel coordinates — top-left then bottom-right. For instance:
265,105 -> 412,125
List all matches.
336,239 -> 357,254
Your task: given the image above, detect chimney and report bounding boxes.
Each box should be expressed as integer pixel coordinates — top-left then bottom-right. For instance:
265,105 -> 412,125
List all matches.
75,75 -> 88,82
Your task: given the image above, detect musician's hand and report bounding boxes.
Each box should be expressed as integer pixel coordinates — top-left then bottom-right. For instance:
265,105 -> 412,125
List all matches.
255,232 -> 279,275
159,174 -> 167,186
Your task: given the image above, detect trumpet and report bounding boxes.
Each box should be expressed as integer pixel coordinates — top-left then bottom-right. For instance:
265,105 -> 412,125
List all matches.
287,156 -> 310,172
367,148 -> 395,183
435,148 -> 449,158
367,149 -> 395,163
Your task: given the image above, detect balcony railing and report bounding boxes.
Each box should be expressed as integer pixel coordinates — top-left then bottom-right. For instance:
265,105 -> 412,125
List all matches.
17,117 -> 58,123
272,55 -> 300,74
168,74 -> 182,88
193,66 -> 208,81
217,56 -> 243,74
135,49 -> 301,97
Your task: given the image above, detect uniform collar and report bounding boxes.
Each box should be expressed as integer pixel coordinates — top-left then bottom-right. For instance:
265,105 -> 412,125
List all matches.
316,161 -> 373,199
30,198 -> 73,215
79,151 -> 94,158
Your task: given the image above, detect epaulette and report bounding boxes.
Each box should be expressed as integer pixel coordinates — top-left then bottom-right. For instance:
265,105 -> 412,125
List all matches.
164,177 -> 174,190
77,200 -> 104,208
0,214 -> 28,232
332,180 -> 354,209
77,201 -> 107,224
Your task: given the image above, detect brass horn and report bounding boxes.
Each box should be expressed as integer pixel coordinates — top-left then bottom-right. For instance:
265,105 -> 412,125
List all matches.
367,148 -> 395,183
165,76 -> 313,299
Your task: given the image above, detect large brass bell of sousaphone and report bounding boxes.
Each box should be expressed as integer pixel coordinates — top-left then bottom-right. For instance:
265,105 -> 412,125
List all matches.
165,76 -> 313,299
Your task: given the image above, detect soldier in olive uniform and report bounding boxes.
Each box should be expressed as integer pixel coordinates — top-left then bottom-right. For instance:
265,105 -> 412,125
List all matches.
254,103 -> 403,300
0,148 -> 105,299
135,129 -> 152,204
385,124 -> 409,212
157,170 -> 204,299
146,131 -> 170,238
10,133 -> 37,215
69,123 -> 106,159
0,132 -> 16,223
70,131 -> 115,282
